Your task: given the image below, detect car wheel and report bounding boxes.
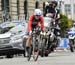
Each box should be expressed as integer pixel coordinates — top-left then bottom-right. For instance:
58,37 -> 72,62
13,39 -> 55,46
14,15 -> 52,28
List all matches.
23,51 -> 26,57
6,55 -> 13,58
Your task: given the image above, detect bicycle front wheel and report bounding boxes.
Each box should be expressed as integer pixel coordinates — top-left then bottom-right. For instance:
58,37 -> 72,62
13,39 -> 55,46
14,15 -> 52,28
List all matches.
27,45 -> 32,61
32,38 -> 40,61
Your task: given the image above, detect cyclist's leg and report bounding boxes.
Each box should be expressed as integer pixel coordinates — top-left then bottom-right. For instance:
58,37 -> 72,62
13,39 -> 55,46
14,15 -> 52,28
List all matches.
26,35 -> 32,60
26,35 -> 31,47
26,35 -> 32,53
26,27 -> 35,49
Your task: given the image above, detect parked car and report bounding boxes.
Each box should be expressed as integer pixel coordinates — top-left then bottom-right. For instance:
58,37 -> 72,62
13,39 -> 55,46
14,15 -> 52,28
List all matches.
0,20 -> 28,28
0,21 -> 28,58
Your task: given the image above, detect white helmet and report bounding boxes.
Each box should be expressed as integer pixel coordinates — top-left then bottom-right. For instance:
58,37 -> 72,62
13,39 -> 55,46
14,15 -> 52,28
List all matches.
34,9 -> 42,16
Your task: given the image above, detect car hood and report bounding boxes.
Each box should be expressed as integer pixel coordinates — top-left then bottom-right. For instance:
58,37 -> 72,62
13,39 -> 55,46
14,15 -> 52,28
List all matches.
0,32 -> 11,38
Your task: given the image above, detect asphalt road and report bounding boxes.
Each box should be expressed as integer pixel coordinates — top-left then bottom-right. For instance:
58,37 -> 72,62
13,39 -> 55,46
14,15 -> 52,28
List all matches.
0,50 -> 75,65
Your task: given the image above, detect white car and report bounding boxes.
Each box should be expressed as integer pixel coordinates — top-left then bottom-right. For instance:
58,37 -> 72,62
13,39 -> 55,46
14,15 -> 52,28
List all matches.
0,21 -> 28,58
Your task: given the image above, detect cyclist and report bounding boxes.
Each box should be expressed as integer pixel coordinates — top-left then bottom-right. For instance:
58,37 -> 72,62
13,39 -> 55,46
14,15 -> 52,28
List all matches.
45,1 -> 60,22
26,9 -> 44,53
45,1 -> 55,17
44,1 -> 60,51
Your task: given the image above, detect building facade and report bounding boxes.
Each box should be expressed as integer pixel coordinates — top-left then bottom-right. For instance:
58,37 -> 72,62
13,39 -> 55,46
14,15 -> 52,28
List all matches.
56,0 -> 75,20
0,0 -> 75,22
0,0 -> 49,23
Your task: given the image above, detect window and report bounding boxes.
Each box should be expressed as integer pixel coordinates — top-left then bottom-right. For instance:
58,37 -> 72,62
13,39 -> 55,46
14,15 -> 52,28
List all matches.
24,0 -> 28,20
1,0 -> 10,21
74,4 -> 75,14
1,0 -> 4,11
43,2 -> 45,16
1,0 -> 9,12
35,1 -> 39,8
17,0 -> 20,19
65,4 -> 71,15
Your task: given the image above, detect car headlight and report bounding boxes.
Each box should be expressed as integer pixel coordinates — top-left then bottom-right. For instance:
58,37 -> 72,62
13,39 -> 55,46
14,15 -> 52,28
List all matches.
11,36 -> 23,40
70,34 -> 73,36
69,34 -> 74,37
10,36 -> 23,42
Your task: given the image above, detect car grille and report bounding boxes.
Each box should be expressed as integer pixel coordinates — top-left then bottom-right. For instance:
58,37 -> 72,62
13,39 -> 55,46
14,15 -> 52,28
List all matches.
0,37 -> 10,44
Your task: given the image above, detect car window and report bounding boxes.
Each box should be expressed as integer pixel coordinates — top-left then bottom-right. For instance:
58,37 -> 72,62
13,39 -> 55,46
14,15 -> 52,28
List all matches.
0,26 -> 14,34
9,25 -> 27,35
17,30 -> 23,34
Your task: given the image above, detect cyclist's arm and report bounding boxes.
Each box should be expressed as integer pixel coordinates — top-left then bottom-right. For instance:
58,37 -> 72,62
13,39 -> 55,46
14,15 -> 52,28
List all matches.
27,15 -> 33,32
40,16 -> 44,32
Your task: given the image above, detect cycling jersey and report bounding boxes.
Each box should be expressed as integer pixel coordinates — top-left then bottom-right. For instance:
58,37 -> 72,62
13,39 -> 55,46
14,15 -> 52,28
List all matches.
27,15 -> 44,32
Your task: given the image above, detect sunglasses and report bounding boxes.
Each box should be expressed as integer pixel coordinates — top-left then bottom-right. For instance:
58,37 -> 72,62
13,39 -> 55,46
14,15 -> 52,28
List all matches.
35,15 -> 41,16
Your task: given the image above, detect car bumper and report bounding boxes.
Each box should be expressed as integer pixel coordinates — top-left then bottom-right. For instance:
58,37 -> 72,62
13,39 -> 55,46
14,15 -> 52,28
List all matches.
0,46 -> 25,56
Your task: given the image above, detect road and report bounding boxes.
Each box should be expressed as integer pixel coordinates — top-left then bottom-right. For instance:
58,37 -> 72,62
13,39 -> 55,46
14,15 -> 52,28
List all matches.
0,50 -> 75,65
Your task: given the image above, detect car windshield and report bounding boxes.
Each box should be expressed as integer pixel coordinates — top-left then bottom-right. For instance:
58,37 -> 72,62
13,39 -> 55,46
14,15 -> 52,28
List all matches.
9,25 -> 27,35
0,26 -> 14,34
0,21 -> 28,34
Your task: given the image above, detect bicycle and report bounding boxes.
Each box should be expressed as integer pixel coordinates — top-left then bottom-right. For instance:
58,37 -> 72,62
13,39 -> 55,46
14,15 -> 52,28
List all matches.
40,31 -> 49,57
27,26 -> 41,61
40,26 -> 55,57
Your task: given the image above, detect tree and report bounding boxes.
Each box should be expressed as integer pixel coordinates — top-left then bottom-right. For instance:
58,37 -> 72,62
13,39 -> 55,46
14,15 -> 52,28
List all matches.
60,14 -> 72,37
60,14 -> 72,31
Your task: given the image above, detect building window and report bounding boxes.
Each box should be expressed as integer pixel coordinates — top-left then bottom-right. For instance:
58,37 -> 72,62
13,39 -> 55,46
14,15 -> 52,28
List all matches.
35,1 -> 39,8
24,0 -> 28,20
65,4 -> 71,15
1,0 -> 9,21
1,0 -> 9,12
43,2 -> 45,16
17,0 -> 20,19
74,4 -> 75,14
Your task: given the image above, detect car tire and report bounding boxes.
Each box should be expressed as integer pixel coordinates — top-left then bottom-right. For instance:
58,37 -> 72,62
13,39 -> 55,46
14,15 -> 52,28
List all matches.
23,50 -> 26,57
6,55 -> 13,58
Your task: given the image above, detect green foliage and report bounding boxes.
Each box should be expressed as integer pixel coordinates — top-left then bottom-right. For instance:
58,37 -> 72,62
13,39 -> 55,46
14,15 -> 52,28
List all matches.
67,18 -> 73,28
60,14 -> 68,31
60,14 -> 72,31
